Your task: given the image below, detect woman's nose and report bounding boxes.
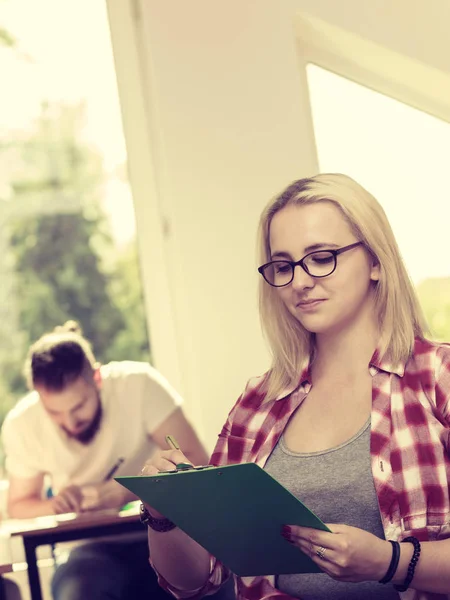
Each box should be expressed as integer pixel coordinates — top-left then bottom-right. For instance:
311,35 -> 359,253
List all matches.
291,264 -> 315,291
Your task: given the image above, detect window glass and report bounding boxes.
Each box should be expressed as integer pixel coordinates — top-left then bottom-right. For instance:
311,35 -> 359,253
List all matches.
0,0 -> 150,468
307,63 -> 450,341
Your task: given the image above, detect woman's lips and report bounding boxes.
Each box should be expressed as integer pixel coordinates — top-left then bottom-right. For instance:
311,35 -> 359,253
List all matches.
296,299 -> 326,310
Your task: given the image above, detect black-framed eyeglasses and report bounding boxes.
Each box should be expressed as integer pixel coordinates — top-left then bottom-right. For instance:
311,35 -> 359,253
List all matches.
258,241 -> 363,288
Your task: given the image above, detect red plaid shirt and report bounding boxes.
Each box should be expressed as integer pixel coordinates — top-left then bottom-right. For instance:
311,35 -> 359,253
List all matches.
155,338 -> 450,600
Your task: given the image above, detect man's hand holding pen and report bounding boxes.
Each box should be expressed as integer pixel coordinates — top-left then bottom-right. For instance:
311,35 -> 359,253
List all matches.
80,480 -> 131,511
80,457 -> 128,511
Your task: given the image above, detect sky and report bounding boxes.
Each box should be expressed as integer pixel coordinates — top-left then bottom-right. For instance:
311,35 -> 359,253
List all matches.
307,64 -> 450,285
0,0 -> 136,245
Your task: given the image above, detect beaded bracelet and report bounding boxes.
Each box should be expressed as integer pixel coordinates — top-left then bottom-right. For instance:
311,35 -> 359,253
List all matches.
379,540 -> 400,584
139,503 -> 177,532
393,536 -> 421,592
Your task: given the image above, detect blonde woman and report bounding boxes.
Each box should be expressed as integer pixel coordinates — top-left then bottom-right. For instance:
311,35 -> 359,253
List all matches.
141,174 -> 450,600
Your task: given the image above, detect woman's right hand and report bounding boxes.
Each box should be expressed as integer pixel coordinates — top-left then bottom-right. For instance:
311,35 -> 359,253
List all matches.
139,449 -> 193,519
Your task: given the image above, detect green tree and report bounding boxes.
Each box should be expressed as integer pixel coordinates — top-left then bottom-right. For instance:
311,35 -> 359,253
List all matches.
416,277 -> 450,342
9,212 -> 126,373
0,21 -> 149,471
0,26 -> 15,47
108,241 -> 151,363
1,102 -> 130,402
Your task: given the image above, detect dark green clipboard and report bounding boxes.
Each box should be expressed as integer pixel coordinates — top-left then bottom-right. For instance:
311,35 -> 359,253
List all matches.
116,463 -> 330,577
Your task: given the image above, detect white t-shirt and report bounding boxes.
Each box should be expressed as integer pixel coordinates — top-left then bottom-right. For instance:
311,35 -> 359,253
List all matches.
1,361 -> 183,492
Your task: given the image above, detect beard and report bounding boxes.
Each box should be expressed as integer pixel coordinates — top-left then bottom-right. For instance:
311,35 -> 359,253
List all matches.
62,396 -> 103,445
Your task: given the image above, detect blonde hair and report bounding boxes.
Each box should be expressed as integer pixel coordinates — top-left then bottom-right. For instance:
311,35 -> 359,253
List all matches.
258,173 -> 428,400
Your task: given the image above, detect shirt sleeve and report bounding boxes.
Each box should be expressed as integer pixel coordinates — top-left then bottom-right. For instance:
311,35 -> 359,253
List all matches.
1,414 -> 43,479
131,363 -> 184,435
210,374 -> 267,466
435,344 -> 450,425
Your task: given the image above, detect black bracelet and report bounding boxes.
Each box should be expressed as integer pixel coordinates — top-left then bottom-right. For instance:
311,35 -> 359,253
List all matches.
379,540 -> 400,584
393,536 -> 421,592
139,503 -> 177,532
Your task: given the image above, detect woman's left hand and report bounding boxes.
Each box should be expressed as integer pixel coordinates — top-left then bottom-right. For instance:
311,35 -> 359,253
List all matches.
283,523 -> 392,583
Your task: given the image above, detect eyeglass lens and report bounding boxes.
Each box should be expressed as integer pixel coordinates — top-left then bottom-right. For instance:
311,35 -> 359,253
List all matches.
265,251 -> 336,286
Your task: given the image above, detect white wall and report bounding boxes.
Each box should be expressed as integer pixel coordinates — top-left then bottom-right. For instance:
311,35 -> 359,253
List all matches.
293,0 -> 450,74
107,0 -> 318,450
106,0 -> 450,451
293,0 -> 450,124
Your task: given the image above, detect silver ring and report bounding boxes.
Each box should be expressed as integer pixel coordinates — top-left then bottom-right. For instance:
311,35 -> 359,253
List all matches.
316,546 -> 326,559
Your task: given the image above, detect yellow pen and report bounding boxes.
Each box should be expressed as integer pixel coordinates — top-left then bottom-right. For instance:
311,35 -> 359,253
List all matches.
165,435 -> 193,470
165,435 -> 180,450
165,435 -> 212,472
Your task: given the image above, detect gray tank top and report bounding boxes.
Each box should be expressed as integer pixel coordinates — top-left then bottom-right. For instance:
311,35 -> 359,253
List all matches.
264,418 -> 399,599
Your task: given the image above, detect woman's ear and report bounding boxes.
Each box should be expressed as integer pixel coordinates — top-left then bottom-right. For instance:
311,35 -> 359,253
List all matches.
370,259 -> 380,282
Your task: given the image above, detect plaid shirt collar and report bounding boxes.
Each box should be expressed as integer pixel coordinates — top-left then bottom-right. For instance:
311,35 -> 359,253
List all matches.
273,359 -> 311,401
369,347 -> 406,377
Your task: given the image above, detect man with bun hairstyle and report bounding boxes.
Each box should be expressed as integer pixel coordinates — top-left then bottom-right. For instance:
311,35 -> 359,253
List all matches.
1,321 -> 209,600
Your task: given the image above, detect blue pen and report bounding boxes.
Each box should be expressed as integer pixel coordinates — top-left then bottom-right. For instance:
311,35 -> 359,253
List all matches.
104,457 -> 125,481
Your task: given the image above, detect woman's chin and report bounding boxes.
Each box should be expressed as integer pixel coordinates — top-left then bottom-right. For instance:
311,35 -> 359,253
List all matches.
292,312 -> 331,334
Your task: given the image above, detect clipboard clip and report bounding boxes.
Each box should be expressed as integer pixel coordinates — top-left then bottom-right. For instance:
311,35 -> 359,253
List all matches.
160,463 -> 213,473
162,437 -> 213,473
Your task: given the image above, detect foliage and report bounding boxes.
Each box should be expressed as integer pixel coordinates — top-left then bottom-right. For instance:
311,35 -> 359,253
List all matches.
0,103 -> 150,430
0,26 -> 15,47
0,21 -> 150,472
416,278 -> 450,342
9,212 -> 126,365
107,241 -> 151,364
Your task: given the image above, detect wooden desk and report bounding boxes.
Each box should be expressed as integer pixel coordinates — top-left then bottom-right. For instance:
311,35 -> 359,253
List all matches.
2,508 -> 142,600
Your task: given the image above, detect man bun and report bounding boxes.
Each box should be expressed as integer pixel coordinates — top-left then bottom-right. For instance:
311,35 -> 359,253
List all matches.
25,320 -> 96,391
53,320 -> 83,336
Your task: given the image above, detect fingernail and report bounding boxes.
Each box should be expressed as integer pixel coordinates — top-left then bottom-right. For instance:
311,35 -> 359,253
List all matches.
281,525 -> 291,536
